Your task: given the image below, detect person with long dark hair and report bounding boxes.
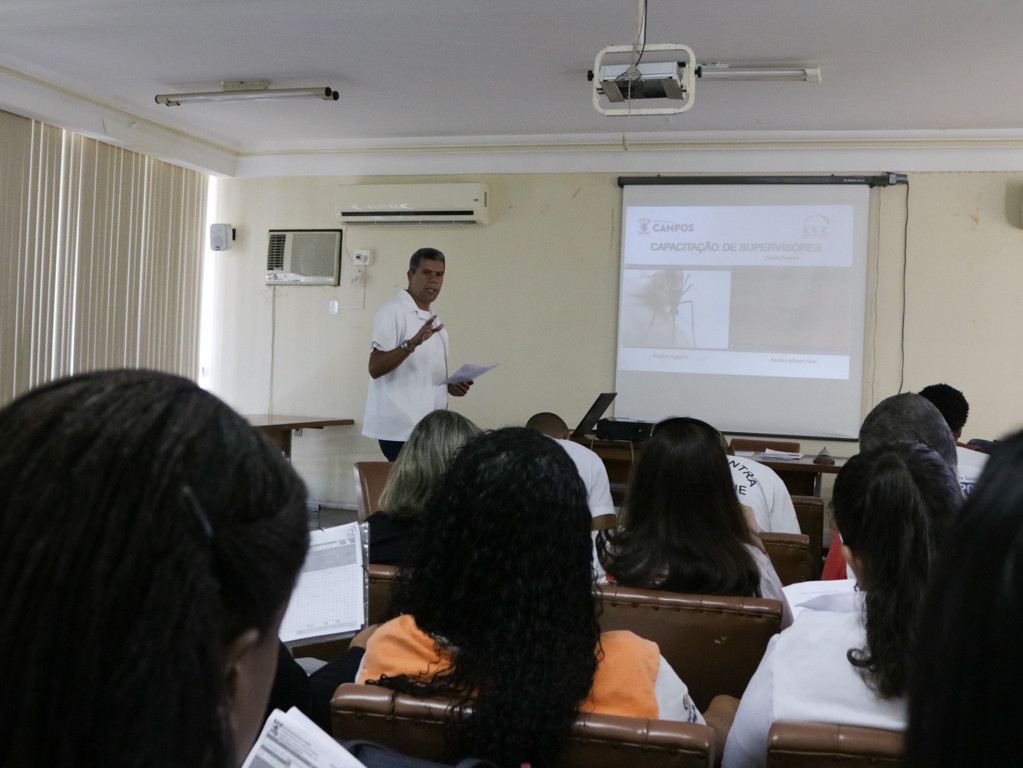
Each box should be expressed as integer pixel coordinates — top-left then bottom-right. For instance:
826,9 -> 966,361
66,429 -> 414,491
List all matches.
597,417 -> 791,619
355,427 -> 705,768
0,370 -> 310,768
722,442 -> 962,767
905,429 -> 1023,766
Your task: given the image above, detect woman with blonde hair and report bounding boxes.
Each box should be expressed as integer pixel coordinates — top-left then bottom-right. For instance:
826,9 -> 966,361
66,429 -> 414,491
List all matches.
370,409 -> 480,564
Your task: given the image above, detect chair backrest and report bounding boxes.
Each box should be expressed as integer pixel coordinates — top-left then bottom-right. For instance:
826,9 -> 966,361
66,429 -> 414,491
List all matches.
729,438 -> 801,454
766,722 -> 904,767
760,532 -> 813,586
354,461 -> 392,522
594,584 -> 783,710
790,495 -> 824,574
368,563 -> 399,626
331,683 -> 715,768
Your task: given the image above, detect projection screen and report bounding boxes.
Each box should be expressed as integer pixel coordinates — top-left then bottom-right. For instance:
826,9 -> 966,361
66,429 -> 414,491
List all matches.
615,181 -> 870,439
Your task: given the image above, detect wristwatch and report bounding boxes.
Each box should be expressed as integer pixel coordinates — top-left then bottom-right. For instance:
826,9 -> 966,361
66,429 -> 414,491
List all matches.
401,340 -> 415,354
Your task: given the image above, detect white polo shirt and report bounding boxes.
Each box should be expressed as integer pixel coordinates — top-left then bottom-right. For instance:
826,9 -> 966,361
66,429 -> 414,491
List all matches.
362,290 -> 449,441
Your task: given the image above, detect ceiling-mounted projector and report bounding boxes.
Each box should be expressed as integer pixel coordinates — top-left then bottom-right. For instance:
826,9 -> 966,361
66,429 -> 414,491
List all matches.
591,43 -> 695,116
598,61 -> 687,102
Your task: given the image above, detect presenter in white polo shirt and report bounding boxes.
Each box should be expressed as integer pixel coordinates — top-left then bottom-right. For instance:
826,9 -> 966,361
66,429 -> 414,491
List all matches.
363,248 -> 472,461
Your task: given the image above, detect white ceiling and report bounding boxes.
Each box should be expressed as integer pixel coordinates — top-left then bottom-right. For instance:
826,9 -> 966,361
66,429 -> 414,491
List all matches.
3,0 -> 1023,176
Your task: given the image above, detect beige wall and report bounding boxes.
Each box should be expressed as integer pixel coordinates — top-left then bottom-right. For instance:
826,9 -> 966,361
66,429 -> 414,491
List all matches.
208,172 -> 1023,508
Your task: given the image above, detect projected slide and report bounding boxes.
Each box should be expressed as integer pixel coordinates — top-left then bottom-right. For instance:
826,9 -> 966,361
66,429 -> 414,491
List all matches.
615,184 -> 870,438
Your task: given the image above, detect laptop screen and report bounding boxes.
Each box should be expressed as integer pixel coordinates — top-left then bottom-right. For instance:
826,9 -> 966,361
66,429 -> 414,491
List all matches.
571,392 -> 617,438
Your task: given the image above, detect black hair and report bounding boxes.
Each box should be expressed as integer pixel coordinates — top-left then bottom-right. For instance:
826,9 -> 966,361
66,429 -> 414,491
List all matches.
525,411 -> 570,439
0,369 -> 309,768
409,247 -> 445,271
832,442 -> 961,699
918,383 -> 970,435
905,427 -> 1023,766
859,393 -> 958,468
598,417 -> 760,597
373,427 -> 599,768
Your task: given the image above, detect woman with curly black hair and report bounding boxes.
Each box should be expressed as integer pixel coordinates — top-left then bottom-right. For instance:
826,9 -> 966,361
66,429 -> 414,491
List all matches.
597,417 -> 790,620
722,442 -> 962,768
356,427 -> 704,768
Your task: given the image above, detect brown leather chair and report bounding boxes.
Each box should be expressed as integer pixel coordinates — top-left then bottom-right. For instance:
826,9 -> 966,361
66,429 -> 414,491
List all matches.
367,562 -> 399,625
766,722 -> 904,766
729,438 -> 801,454
594,584 -> 783,710
331,683 -> 716,767
790,494 -> 824,573
760,532 -> 813,585
354,461 -> 391,522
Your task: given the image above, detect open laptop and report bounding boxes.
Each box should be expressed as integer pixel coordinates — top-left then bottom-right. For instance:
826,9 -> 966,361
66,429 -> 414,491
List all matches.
570,392 -> 617,439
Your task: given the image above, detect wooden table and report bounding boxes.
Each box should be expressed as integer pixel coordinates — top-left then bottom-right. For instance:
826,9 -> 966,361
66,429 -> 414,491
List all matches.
573,436 -> 846,497
245,415 -> 355,459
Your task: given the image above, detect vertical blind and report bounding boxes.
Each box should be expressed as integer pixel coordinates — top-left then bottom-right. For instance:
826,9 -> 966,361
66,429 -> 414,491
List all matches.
0,110 -> 207,404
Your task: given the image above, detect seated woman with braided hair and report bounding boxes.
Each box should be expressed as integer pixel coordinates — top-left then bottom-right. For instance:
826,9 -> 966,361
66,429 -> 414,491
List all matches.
0,369 -> 310,768
355,427 -> 726,768
721,441 -> 963,768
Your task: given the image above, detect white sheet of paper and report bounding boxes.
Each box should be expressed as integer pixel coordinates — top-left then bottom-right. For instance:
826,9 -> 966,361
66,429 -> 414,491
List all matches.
446,362 -> 498,384
242,707 -> 366,768
279,522 -> 366,643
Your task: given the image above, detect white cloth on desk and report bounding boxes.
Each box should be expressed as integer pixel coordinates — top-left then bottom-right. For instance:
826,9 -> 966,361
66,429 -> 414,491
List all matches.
362,290 -> 449,441
729,456 -> 800,534
956,444 -> 988,497
722,589 -> 906,768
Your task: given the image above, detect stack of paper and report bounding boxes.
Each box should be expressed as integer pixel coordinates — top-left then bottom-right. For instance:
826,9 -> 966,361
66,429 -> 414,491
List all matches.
280,522 -> 367,645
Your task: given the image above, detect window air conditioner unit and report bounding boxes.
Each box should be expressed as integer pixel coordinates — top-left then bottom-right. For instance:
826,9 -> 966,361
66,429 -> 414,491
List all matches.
335,183 -> 489,226
265,229 -> 342,285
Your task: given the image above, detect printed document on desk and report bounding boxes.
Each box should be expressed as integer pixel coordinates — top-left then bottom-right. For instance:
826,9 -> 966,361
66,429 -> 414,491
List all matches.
243,707 -> 366,768
280,522 -> 366,644
447,362 -> 498,384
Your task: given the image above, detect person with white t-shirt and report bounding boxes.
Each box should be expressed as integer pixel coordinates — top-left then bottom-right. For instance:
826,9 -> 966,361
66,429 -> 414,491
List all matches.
722,442 -> 963,767
918,382 -> 989,496
727,454 -> 800,534
362,248 -> 472,461
526,411 -> 616,580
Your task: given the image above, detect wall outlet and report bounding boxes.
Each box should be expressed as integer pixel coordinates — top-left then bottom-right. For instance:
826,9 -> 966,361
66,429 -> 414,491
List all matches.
352,249 -> 373,265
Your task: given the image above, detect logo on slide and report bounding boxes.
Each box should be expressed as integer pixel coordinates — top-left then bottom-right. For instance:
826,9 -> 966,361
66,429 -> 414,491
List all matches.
638,218 -> 651,235
802,214 -> 830,239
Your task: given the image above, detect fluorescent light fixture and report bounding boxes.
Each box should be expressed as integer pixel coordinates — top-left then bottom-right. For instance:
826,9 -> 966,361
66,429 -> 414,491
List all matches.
697,64 -> 821,83
155,80 -> 339,106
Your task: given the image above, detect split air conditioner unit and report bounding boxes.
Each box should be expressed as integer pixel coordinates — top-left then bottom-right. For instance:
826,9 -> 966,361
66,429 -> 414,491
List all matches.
336,183 -> 489,226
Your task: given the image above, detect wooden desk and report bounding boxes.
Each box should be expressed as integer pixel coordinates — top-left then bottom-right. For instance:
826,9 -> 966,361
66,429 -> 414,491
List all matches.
573,436 -> 846,497
246,415 -> 355,459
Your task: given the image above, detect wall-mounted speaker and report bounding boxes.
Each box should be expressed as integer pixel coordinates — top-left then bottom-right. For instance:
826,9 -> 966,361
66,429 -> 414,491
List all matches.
210,223 -> 234,251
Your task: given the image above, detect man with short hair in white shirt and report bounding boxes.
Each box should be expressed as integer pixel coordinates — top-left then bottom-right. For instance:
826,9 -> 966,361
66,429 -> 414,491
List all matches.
919,382 -> 989,496
362,248 -> 472,460
525,412 -> 617,581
